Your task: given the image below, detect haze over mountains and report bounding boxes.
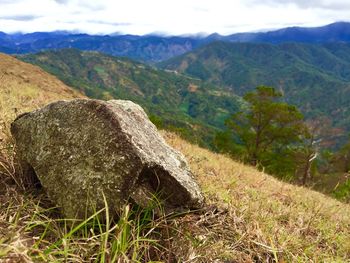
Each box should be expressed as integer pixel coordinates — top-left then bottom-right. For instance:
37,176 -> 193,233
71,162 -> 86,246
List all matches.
1,22 -> 350,62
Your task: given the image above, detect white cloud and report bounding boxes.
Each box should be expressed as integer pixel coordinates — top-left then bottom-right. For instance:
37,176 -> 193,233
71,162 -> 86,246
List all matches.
0,0 -> 349,35
247,0 -> 350,10
0,14 -> 41,21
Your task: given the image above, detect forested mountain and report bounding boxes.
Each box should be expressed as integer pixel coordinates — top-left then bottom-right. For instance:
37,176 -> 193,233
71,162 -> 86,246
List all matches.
19,49 -> 243,147
0,32 -> 204,63
222,22 -> 350,43
159,41 -> 350,145
1,22 -> 350,63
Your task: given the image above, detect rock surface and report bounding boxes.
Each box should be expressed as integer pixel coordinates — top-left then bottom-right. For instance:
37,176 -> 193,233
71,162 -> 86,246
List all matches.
11,99 -> 204,218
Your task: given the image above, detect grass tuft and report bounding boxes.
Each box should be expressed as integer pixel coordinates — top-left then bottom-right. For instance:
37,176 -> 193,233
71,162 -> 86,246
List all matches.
0,184 -> 181,262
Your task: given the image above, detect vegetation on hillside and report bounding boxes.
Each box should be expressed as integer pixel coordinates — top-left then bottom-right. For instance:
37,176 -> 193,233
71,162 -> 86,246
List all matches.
159,41 -> 350,147
2,125 -> 350,261
216,86 -> 308,180
214,86 -> 350,199
19,49 -> 243,148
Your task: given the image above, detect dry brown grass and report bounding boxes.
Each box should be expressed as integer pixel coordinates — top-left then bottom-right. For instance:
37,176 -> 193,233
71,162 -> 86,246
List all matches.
0,53 -> 84,189
0,53 -> 83,121
0,54 -> 81,261
0,53 -> 350,262
163,131 -> 350,262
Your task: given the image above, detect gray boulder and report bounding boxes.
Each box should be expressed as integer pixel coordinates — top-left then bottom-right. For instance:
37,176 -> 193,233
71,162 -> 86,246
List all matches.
11,99 -> 204,218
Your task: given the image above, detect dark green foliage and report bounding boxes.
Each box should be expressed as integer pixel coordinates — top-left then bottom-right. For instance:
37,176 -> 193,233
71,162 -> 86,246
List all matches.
329,138 -> 350,201
213,131 -> 245,159
19,49 -> 243,148
331,139 -> 350,173
149,114 -> 164,129
224,86 -> 307,178
333,179 -> 350,202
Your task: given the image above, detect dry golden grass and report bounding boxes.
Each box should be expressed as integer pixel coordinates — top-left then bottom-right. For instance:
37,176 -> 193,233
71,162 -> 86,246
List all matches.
0,53 -> 84,190
0,53 -> 350,262
0,53 -> 83,122
163,131 -> 350,262
0,53 -> 84,150
0,54 -> 85,262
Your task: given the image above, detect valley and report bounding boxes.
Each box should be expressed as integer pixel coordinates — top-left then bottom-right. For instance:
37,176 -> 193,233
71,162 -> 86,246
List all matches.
19,49 -> 243,148
159,41 -> 350,147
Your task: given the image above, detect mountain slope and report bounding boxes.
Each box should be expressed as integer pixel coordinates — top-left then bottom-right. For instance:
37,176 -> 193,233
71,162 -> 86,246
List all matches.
19,49 -> 243,147
0,53 -> 83,121
164,131 -> 350,261
159,41 -> 350,144
0,54 -> 349,262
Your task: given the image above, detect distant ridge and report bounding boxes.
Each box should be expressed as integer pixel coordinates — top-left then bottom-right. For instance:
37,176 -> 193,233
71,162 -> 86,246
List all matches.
1,22 -> 350,62
224,22 -> 350,43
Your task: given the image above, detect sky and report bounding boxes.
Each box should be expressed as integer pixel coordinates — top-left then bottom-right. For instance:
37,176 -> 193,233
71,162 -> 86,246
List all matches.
0,0 -> 349,35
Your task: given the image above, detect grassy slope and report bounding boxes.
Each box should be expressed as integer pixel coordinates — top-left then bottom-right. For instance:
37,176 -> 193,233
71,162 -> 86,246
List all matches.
0,54 -> 349,262
0,53 -> 83,125
165,132 -> 350,261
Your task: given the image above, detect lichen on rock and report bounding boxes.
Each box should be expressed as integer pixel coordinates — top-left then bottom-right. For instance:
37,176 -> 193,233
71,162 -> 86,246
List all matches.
11,99 -> 204,218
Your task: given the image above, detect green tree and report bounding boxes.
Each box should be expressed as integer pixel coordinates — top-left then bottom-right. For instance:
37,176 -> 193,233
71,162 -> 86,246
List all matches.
327,135 -> 350,202
332,138 -> 350,173
225,86 -> 306,175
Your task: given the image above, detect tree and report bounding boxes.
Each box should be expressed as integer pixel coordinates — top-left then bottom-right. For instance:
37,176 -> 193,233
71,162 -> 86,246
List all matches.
332,138 -> 350,173
292,116 -> 341,185
292,119 -> 320,185
225,86 -> 306,175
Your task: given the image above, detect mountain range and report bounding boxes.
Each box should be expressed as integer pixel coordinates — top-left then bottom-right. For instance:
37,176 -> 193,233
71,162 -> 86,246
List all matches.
1,22 -> 350,63
220,22 -> 350,43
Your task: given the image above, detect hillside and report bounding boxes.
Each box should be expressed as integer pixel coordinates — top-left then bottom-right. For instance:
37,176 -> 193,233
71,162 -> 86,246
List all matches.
19,49 -> 243,147
0,53 -> 83,125
159,41 -> 350,145
1,54 -> 350,262
0,53 -> 84,186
